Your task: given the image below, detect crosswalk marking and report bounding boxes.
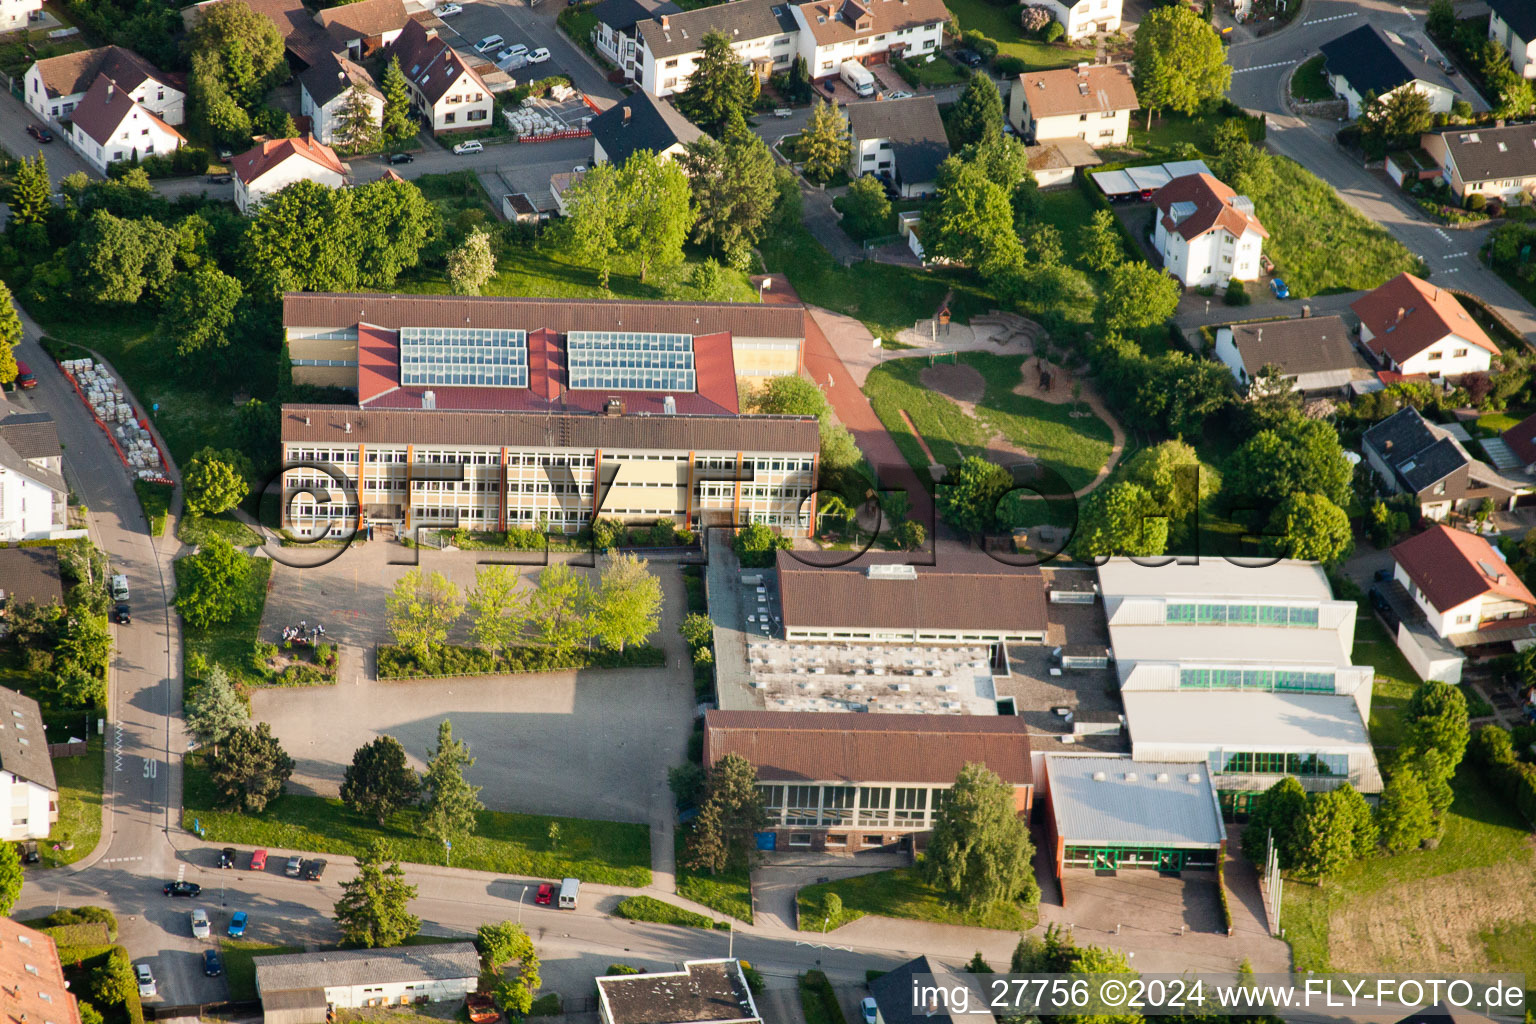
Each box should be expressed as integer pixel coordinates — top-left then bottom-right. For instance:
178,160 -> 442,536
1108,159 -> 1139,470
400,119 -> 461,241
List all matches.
101,856 -> 143,864
1234,61 -> 1294,74
1305,12 -> 1358,24
1443,251 -> 1469,259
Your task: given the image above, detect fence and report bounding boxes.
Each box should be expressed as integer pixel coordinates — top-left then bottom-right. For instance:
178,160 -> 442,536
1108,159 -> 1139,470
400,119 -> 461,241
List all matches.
47,740 -> 86,758
148,1000 -> 260,1020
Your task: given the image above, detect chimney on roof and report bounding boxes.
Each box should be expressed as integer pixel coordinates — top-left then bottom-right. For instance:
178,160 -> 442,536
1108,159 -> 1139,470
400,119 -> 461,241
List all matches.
1302,304 -> 1311,317
660,13 -> 669,27
1384,439 -> 1393,451
423,390 -> 436,410
304,416 -> 311,426
664,395 -> 677,414
344,421 -> 352,434
1497,118 -> 1506,128
1397,306 -> 1406,322
623,104 -> 631,123
105,82 -> 114,98
605,397 -> 625,416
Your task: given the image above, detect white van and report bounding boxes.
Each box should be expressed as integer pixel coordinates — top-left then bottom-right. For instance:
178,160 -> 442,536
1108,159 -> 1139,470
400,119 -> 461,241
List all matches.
558,877 -> 580,909
840,59 -> 875,98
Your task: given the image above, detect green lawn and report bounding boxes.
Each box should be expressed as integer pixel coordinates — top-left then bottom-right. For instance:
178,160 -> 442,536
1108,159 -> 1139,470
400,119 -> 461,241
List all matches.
1350,610 -> 1418,753
222,940 -> 303,1001
1255,156 -> 1424,297
178,551 -> 271,688
179,512 -> 263,549
894,53 -> 969,86
133,480 -> 173,538
41,736 -> 104,868
798,867 -> 1037,931
183,761 -> 652,885
614,894 -> 723,929
864,351 -> 1114,492
1475,411 -> 1525,437
1290,55 -> 1333,101
944,0 -> 1094,66
1125,113 -> 1214,159
674,833 -> 753,922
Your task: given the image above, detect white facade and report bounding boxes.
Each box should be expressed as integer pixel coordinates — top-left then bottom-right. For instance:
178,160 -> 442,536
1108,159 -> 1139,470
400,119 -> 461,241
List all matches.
1154,217 -> 1263,288
793,18 -> 943,82
321,975 -> 474,1009
1022,105 -> 1130,146
415,70 -> 493,134
0,0 -> 42,33
1358,321 -> 1493,377
1330,74 -> 1454,119
1035,0 -> 1122,40
640,33 -> 792,97
25,62 -> 184,127
68,106 -> 183,174
0,771 -> 55,841
235,155 -> 347,215
0,470 -> 63,541
1490,8 -> 1536,79
300,83 -> 384,148
1391,561 -> 1530,640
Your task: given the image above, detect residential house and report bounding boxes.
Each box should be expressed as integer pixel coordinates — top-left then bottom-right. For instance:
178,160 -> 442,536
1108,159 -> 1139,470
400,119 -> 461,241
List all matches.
1097,558 -> 1383,808
0,0 -> 42,32
1212,314 -> 1374,396
1362,407 -> 1518,520
25,45 -> 184,128
1488,0 -> 1536,79
255,944 -> 479,1024
1009,63 -> 1137,146
703,710 -> 1034,852
0,411 -> 71,542
1150,172 -> 1267,288
590,0 -> 683,79
1024,138 -> 1102,188
315,0 -> 408,59
550,168 -> 587,215
299,50 -> 385,147
1351,272 -> 1497,377
1041,756 -> 1225,884
845,94 -> 949,197
1033,0 -> 1122,39
1421,121 -> 1536,205
0,687 -> 58,841
597,960 -> 760,1024
66,75 -> 185,174
867,957 -> 996,1024
588,91 -> 704,167
0,547 -> 64,618
0,917 -> 82,1024
776,549 -> 1047,644
1499,409 -> 1536,473
232,136 -> 348,214
387,19 -> 494,134
1319,23 -> 1456,119
624,0 -> 946,97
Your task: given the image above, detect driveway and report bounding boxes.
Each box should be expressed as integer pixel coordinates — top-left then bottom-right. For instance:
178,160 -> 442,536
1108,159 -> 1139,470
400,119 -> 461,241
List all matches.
436,0 -> 622,108
0,90 -> 99,179
252,544 -> 694,829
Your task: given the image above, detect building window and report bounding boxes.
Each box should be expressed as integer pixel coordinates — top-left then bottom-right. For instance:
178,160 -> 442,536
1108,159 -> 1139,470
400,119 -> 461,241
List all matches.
789,833 -> 812,846
821,786 -> 854,825
444,112 -> 456,123
786,785 -> 819,824
1454,613 -> 1473,625
1453,348 -> 1468,357
1427,350 -> 1443,360
894,787 -> 926,823
666,58 -> 678,68
863,834 -> 884,846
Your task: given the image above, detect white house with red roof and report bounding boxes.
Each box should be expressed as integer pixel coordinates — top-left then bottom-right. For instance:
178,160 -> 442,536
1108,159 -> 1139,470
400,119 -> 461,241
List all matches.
232,136 -> 348,214
1150,172 -> 1267,288
25,45 -> 184,128
65,74 -> 185,174
1350,272 -> 1497,378
387,19 -> 493,135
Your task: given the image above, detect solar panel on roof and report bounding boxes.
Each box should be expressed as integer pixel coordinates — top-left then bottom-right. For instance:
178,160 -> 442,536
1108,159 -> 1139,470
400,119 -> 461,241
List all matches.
566,331 -> 697,392
398,326 -> 529,388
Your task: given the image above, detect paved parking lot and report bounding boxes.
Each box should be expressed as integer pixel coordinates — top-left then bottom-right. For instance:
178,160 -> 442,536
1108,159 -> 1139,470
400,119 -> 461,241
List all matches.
252,544 -> 694,824
433,0 -> 621,109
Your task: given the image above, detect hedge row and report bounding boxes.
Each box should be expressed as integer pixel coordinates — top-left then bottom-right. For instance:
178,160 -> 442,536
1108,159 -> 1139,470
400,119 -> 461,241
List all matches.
613,895 -> 725,930
377,643 -> 666,680
1216,857 -> 1233,935
1471,724 -> 1536,824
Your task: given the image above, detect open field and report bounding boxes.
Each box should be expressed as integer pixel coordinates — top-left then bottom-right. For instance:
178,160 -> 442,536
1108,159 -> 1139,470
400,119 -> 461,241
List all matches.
798,866 -> 1036,931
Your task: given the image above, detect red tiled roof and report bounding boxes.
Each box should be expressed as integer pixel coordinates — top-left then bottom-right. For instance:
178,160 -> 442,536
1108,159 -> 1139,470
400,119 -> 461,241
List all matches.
233,134 -> 346,186
1153,172 -> 1267,242
1391,523 -> 1536,613
0,917 -> 82,1024
1351,273 -> 1497,365
69,73 -> 186,147
1501,409 -> 1536,468
1016,63 -> 1138,119
703,710 -> 1034,786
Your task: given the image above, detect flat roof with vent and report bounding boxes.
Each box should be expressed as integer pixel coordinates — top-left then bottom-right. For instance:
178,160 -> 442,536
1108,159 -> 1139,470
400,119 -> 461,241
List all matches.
1045,756 -> 1224,848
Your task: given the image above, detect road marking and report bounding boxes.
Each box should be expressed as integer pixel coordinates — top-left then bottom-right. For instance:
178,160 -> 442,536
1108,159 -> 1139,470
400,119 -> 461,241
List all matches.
1441,267 -> 1462,273
1444,251 -> 1469,259
1434,228 -> 1454,242
113,721 -> 123,772
1399,4 -> 1416,17
101,856 -> 142,864
1234,60 -> 1294,74
1305,12 -> 1358,24
142,757 -> 158,779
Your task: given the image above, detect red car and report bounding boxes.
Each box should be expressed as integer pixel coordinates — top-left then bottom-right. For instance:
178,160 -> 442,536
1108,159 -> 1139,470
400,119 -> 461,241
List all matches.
534,883 -> 553,905
250,848 -> 268,871
15,361 -> 36,390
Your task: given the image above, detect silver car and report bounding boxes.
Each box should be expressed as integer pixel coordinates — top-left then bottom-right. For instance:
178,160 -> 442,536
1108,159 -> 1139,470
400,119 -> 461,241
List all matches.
190,908 -> 210,939
136,963 -> 157,998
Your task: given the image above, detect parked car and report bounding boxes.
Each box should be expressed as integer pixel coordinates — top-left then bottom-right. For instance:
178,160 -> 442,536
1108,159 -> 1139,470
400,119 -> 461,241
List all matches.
527,47 -> 550,64
164,881 -> 201,897
301,858 -> 328,880
114,603 -> 131,625
453,140 -> 484,155
203,950 -> 224,977
434,2 -> 463,14
250,849 -> 268,871
228,910 -> 248,938
190,908 -> 211,938
1269,277 -> 1290,300
1374,567 -> 1394,583
498,43 -> 529,61
285,855 -> 303,877
206,173 -> 231,184
953,48 -> 983,68
218,149 -> 233,164
467,994 -> 501,1024
535,882 -> 553,905
861,998 -> 879,1024
14,361 -> 35,389
474,33 -> 504,52
26,124 -> 53,143
110,574 -> 129,602
389,152 -> 414,164
20,840 -> 39,864
218,847 -> 236,868
136,964 -> 156,998
886,90 -> 912,100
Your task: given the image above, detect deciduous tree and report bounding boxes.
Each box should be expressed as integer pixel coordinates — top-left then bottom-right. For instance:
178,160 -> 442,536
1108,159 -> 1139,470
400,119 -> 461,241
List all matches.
207,722 -> 294,812
244,179 -> 357,299
341,736 -> 421,824
617,150 -> 692,282
682,128 -> 777,264
1121,440 -> 1214,550
334,841 -> 419,947
937,455 -> 1012,537
184,447 -> 249,516
1224,415 -> 1352,510
563,163 -> 624,291
189,50 -> 253,149
0,841 -> 20,914
527,563 -> 593,655
353,178 -> 435,288
922,158 -> 1023,277
752,374 -> 829,418
1079,208 -> 1124,272
446,228 -> 496,295
732,522 -> 790,568
683,752 -> 768,873
159,263 -> 242,358
421,720 -> 484,852
185,666 -> 248,755
1265,492 -> 1353,564
924,762 -> 1039,911
467,565 -> 527,657
91,949 -> 136,1006
593,553 -> 663,651
1099,262 -> 1180,331
480,922 -> 540,1016
840,174 -> 892,240
175,537 -> 250,630
189,0 -> 287,106
1132,5 -> 1231,127
1071,481 -> 1168,559
386,570 -> 463,659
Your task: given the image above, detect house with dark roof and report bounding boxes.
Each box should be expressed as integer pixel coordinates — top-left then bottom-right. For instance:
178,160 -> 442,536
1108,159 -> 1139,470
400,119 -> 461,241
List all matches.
0,686 -> 58,841
0,410 -> 72,542
703,710 -> 1034,852
0,547 -> 64,615
25,45 -> 184,128
589,91 -> 705,167
596,959 -> 759,1024
1351,272 -> 1497,377
315,0 -> 409,58
590,0 -> 683,75
298,51 -> 385,148
1363,407 -> 1518,521
1009,63 -> 1138,147
846,95 -> 949,197
1420,121 -> 1536,205
1391,523 -> 1536,650
1212,314 -> 1373,397
387,19 -> 493,135
1319,23 -> 1456,119
868,957 -> 995,1024
64,74 -> 186,174
232,136 -> 348,214
1488,0 -> 1536,80
255,944 -> 479,1024
1150,172 -> 1267,288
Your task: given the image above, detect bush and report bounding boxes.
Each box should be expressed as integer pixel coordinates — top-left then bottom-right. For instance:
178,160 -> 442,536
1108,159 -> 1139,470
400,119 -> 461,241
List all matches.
961,30 -> 998,61
1042,20 -> 1065,43
1020,3 -> 1050,31
28,906 -> 119,941
530,993 -> 562,1016
742,965 -> 765,993
1470,723 -> 1536,824
376,642 -> 666,680
1468,192 -> 1488,212
993,55 -> 1027,77
1224,279 -> 1251,306
614,895 -> 718,929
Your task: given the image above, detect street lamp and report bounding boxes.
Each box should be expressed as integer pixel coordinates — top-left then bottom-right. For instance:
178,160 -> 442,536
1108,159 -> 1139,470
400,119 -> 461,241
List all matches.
518,884 -> 530,925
